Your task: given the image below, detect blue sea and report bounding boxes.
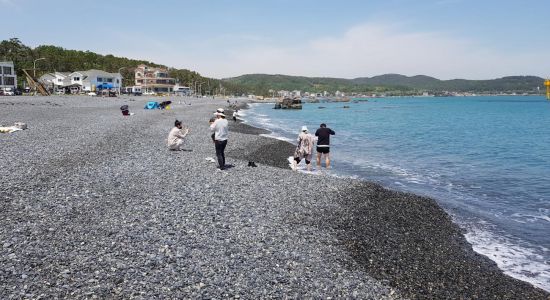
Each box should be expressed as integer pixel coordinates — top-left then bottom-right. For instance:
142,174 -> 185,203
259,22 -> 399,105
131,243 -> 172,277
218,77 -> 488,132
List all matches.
241,96 -> 550,291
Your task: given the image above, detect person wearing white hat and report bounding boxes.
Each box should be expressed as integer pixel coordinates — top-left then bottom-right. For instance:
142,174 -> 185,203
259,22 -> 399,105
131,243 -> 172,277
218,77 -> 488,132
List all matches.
210,110 -> 229,170
292,125 -> 315,171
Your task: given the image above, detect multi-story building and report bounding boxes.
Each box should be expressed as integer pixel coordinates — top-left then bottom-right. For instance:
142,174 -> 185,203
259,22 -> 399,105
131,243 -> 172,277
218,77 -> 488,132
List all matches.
0,61 -> 17,90
134,64 -> 175,94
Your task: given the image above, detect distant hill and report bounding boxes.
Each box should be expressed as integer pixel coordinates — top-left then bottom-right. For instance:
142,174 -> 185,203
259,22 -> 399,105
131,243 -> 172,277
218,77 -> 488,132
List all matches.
225,74 -> 354,94
225,73 -> 545,95
352,74 -> 441,88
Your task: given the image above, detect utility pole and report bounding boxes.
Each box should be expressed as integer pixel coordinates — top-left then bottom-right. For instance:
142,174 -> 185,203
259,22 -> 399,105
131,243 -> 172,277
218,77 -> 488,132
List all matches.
143,66 -> 147,94
117,67 -> 125,94
33,57 -> 46,78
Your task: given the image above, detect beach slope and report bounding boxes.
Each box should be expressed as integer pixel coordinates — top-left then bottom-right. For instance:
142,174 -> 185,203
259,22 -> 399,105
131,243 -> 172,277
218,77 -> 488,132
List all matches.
0,96 -> 548,299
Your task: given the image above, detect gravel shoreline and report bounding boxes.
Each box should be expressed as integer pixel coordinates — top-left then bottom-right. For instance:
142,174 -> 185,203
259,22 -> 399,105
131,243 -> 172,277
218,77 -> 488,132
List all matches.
1,96 -> 548,299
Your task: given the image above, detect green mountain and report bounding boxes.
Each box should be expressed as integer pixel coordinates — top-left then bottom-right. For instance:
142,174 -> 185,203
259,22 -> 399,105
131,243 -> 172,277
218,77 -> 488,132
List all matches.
224,74 -> 355,94
225,73 -> 545,95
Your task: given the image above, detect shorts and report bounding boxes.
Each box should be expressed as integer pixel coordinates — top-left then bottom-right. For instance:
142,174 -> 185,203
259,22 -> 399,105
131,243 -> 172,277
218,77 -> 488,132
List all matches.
317,146 -> 330,154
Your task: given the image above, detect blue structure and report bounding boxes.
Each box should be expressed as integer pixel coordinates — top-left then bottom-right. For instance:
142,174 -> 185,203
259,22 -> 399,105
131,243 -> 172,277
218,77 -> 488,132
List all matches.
97,83 -> 114,90
144,101 -> 160,109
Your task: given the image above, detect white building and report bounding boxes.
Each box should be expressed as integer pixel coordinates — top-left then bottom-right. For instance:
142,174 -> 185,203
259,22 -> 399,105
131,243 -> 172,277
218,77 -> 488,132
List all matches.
39,72 -> 70,92
173,84 -> 191,96
277,90 -> 290,97
68,70 -> 122,93
0,61 -> 17,90
335,90 -> 345,97
291,90 -> 301,97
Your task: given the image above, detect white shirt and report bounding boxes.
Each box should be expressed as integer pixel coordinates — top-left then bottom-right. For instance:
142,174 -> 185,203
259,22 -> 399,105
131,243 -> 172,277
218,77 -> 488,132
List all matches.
210,118 -> 228,141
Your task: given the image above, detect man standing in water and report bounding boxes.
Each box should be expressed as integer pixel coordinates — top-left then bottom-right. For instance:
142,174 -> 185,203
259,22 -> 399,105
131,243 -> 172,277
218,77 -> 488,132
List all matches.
210,109 -> 229,170
315,123 -> 335,169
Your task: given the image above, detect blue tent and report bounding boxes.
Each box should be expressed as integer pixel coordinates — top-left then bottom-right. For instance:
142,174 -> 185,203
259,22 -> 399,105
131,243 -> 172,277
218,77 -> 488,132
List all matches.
144,101 -> 159,109
97,83 -> 114,89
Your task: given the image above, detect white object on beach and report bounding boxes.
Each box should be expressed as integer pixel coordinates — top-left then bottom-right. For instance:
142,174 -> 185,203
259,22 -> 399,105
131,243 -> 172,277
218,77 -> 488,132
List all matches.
205,157 -> 216,163
0,126 -> 23,133
14,122 -> 27,130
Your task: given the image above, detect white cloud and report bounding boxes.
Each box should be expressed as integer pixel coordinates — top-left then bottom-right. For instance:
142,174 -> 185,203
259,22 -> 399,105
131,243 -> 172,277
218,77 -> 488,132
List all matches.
0,0 -> 13,5
188,22 -> 548,80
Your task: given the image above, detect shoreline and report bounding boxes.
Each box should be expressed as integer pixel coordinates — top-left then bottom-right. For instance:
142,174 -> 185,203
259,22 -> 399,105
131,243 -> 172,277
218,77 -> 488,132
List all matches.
1,96 -> 548,298
229,101 -> 550,298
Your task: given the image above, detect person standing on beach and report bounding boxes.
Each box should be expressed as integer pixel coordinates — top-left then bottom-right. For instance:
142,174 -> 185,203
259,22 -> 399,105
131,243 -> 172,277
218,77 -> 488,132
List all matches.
315,123 -> 335,169
292,126 -> 314,171
210,109 -> 229,170
167,119 -> 189,151
232,110 -> 238,122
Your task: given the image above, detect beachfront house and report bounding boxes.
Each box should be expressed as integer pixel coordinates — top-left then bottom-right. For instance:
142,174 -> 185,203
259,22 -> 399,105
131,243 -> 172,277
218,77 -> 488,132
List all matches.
277,90 -> 290,97
68,70 -> 122,93
335,90 -> 345,97
173,84 -> 191,96
134,64 -> 175,94
0,61 -> 17,91
39,72 -> 71,93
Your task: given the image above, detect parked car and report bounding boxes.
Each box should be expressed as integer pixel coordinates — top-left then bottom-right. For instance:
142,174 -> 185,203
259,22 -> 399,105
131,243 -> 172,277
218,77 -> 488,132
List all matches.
14,88 -> 22,96
3,87 -> 15,96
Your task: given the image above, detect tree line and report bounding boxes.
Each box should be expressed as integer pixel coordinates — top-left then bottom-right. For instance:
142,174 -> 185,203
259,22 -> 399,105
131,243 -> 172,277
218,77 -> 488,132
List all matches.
0,38 -> 243,95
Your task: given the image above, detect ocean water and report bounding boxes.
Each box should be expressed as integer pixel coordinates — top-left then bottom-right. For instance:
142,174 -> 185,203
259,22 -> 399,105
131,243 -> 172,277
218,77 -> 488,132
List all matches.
241,96 -> 550,291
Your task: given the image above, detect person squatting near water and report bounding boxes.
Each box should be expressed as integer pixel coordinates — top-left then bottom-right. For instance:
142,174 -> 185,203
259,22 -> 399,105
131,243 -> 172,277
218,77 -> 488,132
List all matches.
210,108 -> 229,170
315,123 -> 335,169
292,126 -> 315,171
167,119 -> 189,151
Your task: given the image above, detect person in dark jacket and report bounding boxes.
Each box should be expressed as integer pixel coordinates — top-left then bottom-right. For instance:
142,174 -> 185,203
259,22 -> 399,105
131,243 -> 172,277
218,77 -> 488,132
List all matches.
315,123 -> 335,169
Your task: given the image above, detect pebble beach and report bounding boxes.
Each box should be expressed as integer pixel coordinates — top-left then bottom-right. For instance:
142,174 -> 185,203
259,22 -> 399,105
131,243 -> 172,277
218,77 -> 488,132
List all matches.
1,96 -> 549,299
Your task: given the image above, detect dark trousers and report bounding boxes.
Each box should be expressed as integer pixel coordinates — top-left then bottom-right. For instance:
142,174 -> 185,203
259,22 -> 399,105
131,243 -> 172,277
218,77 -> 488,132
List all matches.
215,140 -> 227,169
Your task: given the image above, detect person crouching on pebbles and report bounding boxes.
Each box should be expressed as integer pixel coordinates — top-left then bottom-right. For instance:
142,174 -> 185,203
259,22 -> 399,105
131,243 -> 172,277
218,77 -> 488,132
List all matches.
210,109 -> 229,170
167,119 -> 189,151
292,126 -> 315,171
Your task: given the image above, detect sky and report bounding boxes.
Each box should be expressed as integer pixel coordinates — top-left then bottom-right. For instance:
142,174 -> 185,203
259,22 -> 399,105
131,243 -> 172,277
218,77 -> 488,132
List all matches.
1,0 -> 549,80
